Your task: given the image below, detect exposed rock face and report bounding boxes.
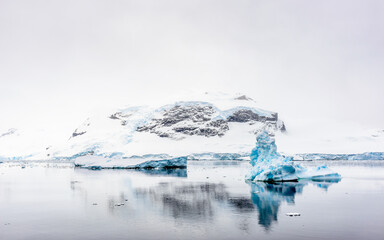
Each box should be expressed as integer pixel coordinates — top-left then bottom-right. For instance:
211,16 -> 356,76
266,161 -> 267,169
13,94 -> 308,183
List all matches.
227,110 -> 278,123
162,105 -> 215,125
70,120 -> 90,139
227,110 -> 261,122
234,95 -> 253,101
109,112 -> 132,126
136,104 -> 285,139
137,105 -> 229,138
0,128 -> 17,138
72,131 -> 87,138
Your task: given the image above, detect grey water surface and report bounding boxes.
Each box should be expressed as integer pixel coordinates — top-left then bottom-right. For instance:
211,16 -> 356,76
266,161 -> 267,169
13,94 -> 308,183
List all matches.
1,160 -> 384,240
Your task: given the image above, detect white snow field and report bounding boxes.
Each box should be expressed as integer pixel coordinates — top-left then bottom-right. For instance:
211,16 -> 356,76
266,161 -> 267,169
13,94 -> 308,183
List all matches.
0,93 -> 285,161
0,93 -> 383,167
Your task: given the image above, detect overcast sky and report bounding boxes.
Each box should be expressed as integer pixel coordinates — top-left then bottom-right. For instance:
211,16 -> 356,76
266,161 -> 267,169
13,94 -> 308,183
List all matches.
1,0 -> 383,133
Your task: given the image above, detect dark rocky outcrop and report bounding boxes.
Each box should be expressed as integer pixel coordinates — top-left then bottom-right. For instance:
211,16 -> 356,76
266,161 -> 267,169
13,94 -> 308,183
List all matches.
227,110 -> 261,122
0,128 -> 17,138
227,110 -> 278,123
234,95 -> 253,101
70,121 -> 90,139
137,105 -> 226,138
161,105 -> 215,125
72,131 -> 86,137
136,104 -> 285,139
109,112 -> 132,126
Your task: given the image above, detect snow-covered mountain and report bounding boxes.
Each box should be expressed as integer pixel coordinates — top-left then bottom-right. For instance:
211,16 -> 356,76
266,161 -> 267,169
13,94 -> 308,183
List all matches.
1,92 -> 383,161
43,93 -> 286,159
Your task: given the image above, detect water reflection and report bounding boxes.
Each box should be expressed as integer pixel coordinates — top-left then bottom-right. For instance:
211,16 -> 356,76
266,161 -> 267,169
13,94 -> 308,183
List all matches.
249,182 -> 306,230
136,180 -> 339,230
311,178 -> 341,190
3,160 -> 383,240
135,178 -> 340,230
68,165 -> 341,233
249,179 -> 341,230
136,183 -> 230,220
227,197 -> 255,213
136,168 -> 187,177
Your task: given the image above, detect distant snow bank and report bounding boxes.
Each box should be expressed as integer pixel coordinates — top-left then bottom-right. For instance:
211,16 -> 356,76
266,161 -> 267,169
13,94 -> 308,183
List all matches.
292,152 -> 384,161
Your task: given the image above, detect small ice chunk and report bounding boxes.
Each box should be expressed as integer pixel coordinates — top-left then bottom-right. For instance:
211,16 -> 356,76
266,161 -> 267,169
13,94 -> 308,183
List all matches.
286,212 -> 301,217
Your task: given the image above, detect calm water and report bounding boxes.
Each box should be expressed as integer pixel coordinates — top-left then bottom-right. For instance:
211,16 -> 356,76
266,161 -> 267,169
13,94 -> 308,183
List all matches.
1,160 -> 384,240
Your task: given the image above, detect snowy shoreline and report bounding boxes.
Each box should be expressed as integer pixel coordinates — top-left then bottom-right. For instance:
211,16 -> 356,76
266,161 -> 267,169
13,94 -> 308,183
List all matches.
1,151 -> 384,163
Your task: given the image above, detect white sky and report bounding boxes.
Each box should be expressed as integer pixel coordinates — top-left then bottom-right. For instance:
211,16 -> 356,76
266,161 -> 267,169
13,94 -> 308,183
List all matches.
1,0 -> 383,135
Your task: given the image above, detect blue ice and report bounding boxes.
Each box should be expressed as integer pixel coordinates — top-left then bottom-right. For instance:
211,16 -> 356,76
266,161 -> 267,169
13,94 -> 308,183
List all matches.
246,131 -> 341,182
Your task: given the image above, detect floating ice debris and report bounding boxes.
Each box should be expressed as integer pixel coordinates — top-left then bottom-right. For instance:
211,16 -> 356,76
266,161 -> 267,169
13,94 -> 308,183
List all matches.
246,131 -> 341,182
92,203 -> 98,205
286,212 -> 301,217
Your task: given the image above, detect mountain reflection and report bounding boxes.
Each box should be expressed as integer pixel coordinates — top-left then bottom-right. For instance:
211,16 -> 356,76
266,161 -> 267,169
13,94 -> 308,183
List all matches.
70,166 -> 340,233
135,179 -> 340,231
136,183 -> 230,220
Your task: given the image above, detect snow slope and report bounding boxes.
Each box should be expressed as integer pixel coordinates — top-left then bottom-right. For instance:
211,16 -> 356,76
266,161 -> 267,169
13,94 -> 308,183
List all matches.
0,93 -> 285,160
1,92 -> 383,161
42,93 -> 285,160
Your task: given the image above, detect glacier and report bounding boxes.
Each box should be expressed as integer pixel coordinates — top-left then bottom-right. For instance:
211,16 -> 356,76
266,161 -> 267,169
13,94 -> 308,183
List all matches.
246,131 -> 341,182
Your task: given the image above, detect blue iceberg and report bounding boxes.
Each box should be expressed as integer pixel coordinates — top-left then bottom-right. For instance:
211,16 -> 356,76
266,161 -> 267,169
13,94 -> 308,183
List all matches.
246,131 -> 341,182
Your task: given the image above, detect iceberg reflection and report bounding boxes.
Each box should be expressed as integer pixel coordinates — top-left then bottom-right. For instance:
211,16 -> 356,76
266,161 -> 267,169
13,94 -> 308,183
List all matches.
69,166 -> 340,232
249,178 -> 341,230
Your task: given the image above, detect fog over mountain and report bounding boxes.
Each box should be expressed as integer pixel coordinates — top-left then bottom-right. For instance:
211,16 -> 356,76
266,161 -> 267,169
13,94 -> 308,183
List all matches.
1,0 -> 383,152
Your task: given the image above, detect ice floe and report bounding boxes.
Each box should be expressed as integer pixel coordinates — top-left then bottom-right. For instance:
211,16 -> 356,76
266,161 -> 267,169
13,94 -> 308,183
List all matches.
74,155 -> 187,169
